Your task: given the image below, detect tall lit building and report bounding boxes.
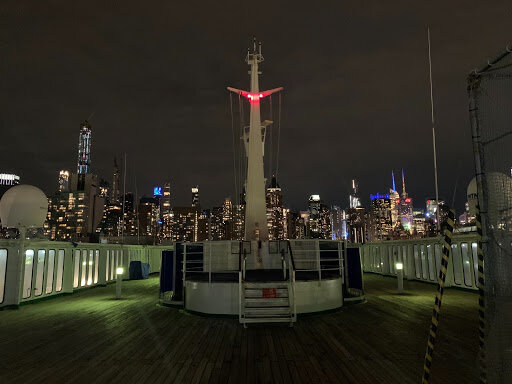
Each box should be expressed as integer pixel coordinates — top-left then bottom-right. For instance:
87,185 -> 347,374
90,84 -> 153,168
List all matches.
58,170 -> 70,192
426,198 -> 445,222
46,174 -> 105,242
171,206 -> 198,242
396,169 -> 413,232
266,175 -> 284,240
191,186 -> 200,208
369,193 -> 392,241
233,204 -> 245,240
331,206 -> 347,240
306,195 -> 331,239
349,179 -> 361,208
308,195 -> 322,238
111,157 -> 120,204
346,206 -> 367,243
138,196 -> 160,239
412,208 -> 426,236
161,182 -> 172,238
389,171 -> 400,228
122,192 -> 137,236
0,173 -> 20,199
282,208 -> 290,239
0,173 -> 21,234
210,206 -> 225,240
77,120 -> 92,175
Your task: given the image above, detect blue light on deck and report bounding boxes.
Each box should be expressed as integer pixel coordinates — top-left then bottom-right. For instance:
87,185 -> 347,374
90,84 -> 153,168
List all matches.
154,187 -> 162,196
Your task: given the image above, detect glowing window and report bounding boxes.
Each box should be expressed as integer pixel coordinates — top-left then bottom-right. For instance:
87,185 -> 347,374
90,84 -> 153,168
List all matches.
0,249 -> 7,303
46,250 -> 55,294
22,250 -> 34,299
55,250 -> 64,292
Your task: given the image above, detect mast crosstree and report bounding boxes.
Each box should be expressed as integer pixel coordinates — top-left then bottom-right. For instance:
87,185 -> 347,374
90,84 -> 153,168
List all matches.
227,39 -> 283,241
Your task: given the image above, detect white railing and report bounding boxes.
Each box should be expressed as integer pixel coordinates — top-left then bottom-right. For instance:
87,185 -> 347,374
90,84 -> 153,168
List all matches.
288,239 -> 344,284
0,238 -> 171,308
360,233 -> 480,290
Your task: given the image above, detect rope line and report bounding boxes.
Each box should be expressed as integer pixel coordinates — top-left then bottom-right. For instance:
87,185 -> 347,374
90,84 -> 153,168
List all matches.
268,94 -> 273,179
238,93 -> 244,204
422,209 -> 455,384
276,92 -> 282,177
476,205 -> 487,384
229,93 -> 238,205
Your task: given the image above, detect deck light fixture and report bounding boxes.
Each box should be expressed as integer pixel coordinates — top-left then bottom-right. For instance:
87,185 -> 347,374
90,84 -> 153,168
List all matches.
396,262 -> 404,294
115,267 -> 124,299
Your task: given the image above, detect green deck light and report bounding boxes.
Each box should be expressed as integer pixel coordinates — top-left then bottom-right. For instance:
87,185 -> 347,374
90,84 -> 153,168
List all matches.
116,267 -> 124,276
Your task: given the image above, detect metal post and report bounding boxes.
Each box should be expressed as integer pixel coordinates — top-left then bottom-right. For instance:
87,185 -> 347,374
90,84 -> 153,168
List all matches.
317,240 -> 321,286
281,249 -> 286,280
396,262 -> 404,294
16,227 -> 27,305
208,242 -> 212,286
115,266 -> 123,299
427,28 -> 441,232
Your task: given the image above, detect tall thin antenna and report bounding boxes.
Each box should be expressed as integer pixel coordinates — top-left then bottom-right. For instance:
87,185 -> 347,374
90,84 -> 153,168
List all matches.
428,27 -> 441,232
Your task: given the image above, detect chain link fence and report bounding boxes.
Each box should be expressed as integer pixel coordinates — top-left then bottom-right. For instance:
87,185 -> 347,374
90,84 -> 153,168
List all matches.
468,45 -> 512,383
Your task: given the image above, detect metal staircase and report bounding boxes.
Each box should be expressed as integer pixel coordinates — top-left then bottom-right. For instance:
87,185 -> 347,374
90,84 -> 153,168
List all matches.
238,248 -> 296,327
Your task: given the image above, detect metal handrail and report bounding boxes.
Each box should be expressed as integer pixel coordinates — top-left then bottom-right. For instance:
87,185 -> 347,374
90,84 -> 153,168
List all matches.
288,240 -> 344,279
286,240 -> 296,270
285,244 -> 297,322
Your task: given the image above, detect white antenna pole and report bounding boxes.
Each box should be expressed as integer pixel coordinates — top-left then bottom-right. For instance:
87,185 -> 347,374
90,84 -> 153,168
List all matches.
428,27 -> 441,232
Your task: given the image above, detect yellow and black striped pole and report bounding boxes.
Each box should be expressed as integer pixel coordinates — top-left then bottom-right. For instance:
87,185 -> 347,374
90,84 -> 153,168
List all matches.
422,209 -> 455,384
475,205 -> 486,383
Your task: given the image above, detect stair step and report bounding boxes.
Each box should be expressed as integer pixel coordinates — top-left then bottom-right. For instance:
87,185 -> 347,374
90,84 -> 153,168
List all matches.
244,298 -> 290,307
242,317 -> 294,324
243,282 -> 289,289
244,289 -> 288,298
244,307 -> 291,316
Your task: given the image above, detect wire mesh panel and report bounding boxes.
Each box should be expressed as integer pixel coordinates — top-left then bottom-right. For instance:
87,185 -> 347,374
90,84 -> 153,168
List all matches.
468,47 -> 512,382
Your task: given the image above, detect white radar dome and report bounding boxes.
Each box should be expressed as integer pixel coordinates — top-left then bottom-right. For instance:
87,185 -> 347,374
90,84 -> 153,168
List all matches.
467,172 -> 512,218
0,185 -> 48,228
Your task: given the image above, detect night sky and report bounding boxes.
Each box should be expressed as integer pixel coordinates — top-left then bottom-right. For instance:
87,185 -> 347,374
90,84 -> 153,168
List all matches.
1,2 -> 511,212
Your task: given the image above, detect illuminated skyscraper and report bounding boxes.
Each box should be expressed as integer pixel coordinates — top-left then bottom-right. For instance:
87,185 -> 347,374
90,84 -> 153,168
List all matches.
111,157 -> 120,204
77,120 -> 92,174
191,186 -> 200,208
349,179 -> 361,209
307,195 -> 331,239
58,170 -> 70,192
171,206 -> 198,242
396,169 -> 413,232
266,175 -> 284,240
308,195 -> 322,237
369,193 -> 392,241
161,182 -> 172,238
330,206 -> 346,240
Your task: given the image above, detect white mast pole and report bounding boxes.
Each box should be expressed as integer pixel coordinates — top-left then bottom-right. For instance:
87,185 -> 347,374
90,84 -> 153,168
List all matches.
428,28 -> 441,232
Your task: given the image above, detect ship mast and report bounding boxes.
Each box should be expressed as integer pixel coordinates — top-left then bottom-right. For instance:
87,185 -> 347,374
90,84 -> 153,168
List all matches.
228,38 -> 283,241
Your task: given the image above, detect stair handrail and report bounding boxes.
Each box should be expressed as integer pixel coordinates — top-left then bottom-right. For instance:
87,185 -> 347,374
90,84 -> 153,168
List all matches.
238,270 -> 243,323
242,248 -> 247,281
286,241 -> 297,322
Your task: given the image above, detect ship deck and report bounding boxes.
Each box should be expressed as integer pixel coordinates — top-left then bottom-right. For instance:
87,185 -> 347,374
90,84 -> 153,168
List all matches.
0,274 -> 479,383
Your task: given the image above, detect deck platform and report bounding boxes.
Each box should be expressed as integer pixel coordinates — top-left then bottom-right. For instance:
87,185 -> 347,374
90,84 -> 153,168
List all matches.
0,274 -> 479,383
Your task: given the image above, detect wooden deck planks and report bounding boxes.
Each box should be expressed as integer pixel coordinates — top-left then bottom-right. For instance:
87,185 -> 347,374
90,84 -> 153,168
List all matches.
0,274 -> 480,383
